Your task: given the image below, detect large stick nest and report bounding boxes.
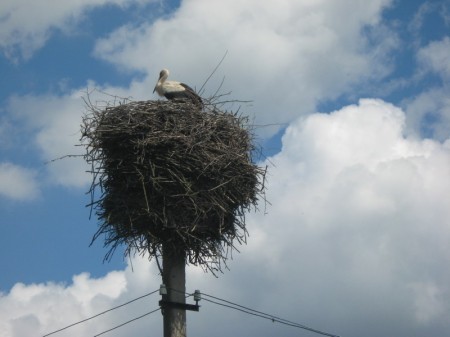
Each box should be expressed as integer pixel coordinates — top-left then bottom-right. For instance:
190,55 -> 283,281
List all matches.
81,98 -> 266,272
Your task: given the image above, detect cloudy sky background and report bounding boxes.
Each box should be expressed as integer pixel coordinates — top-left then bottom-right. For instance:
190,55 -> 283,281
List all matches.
1,0 -> 450,336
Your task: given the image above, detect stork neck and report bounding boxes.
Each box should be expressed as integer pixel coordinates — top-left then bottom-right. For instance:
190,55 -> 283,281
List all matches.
160,73 -> 168,84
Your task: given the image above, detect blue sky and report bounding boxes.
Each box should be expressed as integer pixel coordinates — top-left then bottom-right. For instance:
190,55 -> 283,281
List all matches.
1,1 -> 450,337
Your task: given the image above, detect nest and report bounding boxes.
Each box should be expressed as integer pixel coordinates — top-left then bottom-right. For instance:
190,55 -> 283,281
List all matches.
81,98 -> 266,272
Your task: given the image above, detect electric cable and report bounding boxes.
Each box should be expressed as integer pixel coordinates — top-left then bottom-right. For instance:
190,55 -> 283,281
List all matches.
202,297 -> 339,337
42,289 -> 159,337
93,307 -> 161,337
193,290 -> 340,337
42,285 -> 340,337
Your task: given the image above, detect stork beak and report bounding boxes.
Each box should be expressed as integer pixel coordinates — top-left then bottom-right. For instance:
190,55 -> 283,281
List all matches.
153,74 -> 162,93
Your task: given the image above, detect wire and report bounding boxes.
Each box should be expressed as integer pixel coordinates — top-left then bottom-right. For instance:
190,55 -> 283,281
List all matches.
42,285 -> 339,337
200,292 -> 341,337
93,307 -> 161,337
42,289 -> 159,337
168,287 -> 339,336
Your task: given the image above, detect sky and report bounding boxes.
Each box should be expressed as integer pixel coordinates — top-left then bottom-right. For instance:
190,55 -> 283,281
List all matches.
1,0 -> 450,336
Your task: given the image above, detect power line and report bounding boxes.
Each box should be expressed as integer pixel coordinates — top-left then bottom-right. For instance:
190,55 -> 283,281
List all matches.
169,287 -> 340,336
42,289 -> 159,337
93,307 -> 161,337
200,292 -> 341,337
42,285 -> 340,337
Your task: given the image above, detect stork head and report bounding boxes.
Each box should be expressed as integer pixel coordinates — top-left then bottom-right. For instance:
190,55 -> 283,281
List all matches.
153,68 -> 170,93
159,68 -> 170,80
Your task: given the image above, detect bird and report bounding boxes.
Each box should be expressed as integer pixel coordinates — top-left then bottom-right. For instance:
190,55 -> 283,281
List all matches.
153,68 -> 203,107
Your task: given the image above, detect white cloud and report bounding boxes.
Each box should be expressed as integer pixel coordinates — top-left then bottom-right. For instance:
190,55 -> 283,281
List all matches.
404,87 -> 450,141
246,98 -> 450,335
93,0 -> 395,134
0,0 -> 155,61
417,36 -> 450,79
0,269 -> 132,337
405,35 -> 450,140
7,91 -> 91,188
0,162 -> 39,201
399,35 -> 450,141
1,99 -> 450,337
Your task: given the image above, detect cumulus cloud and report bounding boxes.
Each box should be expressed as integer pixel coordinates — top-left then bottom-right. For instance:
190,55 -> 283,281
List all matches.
0,162 -> 39,200
7,90 -> 93,188
245,98 -> 450,336
0,268 -> 136,337
417,36 -> 450,79
404,87 -> 450,141
1,99 -> 449,337
93,0 -> 395,134
404,37 -> 450,140
0,0 -> 155,61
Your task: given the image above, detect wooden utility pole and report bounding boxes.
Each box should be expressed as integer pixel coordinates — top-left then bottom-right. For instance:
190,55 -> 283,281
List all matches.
162,243 -> 187,337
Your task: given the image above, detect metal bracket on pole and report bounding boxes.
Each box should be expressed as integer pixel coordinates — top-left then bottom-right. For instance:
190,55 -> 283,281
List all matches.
159,300 -> 200,312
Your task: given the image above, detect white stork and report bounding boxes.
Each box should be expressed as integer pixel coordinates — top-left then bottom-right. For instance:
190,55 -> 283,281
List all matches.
153,69 -> 202,107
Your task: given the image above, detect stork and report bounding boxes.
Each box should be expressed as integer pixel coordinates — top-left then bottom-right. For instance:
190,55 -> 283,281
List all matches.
153,69 -> 202,107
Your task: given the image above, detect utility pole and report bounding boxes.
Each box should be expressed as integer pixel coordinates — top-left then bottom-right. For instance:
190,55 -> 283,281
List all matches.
160,244 -> 200,337
161,243 -> 187,337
